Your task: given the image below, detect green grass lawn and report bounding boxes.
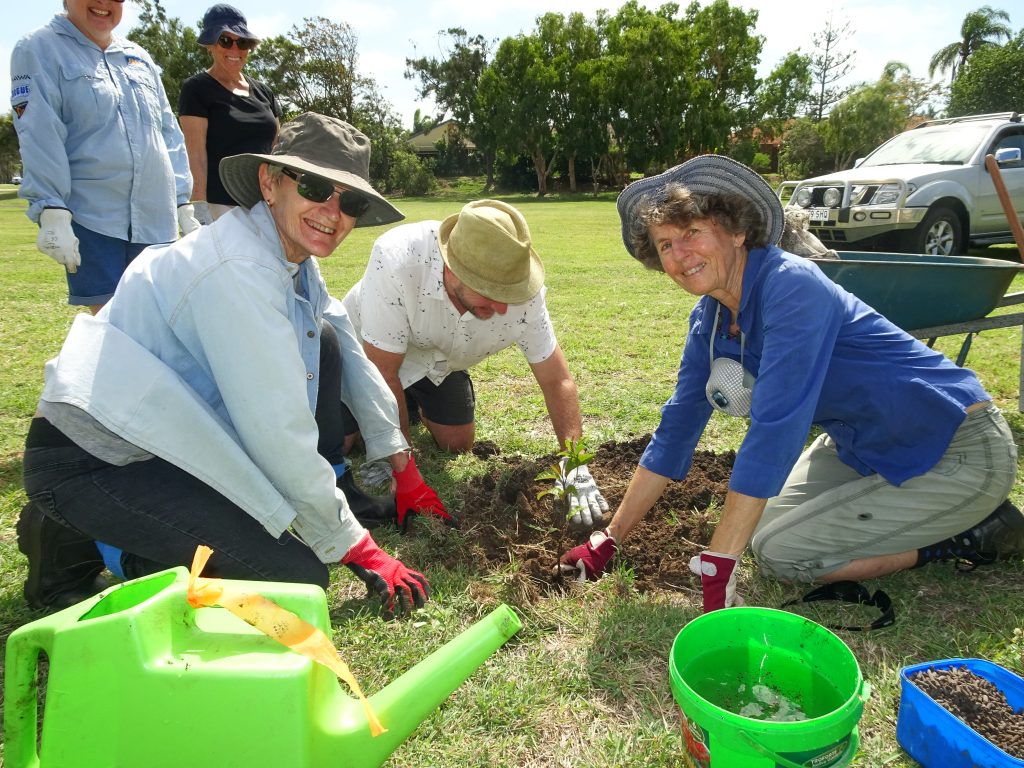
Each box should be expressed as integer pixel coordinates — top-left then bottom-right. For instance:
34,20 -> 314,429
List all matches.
1,186 -> 1023,767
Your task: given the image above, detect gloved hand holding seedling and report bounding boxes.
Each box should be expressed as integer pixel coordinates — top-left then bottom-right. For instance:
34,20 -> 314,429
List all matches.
535,439 -> 608,530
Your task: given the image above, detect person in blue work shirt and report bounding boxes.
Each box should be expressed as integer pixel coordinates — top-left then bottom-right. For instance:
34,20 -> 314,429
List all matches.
559,155 -> 1022,612
10,0 -> 200,314
16,113 -> 442,618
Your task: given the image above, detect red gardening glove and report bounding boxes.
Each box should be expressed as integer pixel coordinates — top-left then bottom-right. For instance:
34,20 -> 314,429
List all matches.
393,454 -> 455,529
341,531 -> 430,617
557,529 -> 617,580
688,551 -> 743,612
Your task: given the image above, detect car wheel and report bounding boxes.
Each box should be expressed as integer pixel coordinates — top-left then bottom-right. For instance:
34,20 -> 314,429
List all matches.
903,207 -> 965,255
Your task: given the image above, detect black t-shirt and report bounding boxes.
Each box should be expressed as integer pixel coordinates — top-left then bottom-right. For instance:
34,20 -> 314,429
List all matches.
179,72 -> 282,205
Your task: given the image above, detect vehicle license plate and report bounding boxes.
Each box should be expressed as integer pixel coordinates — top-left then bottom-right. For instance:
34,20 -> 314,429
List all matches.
809,207 -> 830,223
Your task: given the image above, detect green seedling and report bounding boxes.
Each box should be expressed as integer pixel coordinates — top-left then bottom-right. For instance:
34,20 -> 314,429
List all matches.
534,438 -> 596,522
535,438 -> 596,575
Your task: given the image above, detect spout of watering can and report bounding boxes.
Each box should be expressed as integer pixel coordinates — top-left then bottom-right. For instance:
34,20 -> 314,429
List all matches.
317,603 -> 522,768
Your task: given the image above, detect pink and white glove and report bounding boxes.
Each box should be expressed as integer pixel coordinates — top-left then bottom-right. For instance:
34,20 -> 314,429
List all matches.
393,454 -> 454,529
341,531 -> 430,617
558,529 -> 617,580
689,551 -> 744,612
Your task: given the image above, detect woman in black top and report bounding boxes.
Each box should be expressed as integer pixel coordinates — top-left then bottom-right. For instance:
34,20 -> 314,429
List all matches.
179,4 -> 281,223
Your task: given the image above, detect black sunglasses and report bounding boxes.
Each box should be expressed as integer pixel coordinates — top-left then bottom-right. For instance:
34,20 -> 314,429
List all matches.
781,581 -> 895,632
217,34 -> 258,51
280,168 -> 371,219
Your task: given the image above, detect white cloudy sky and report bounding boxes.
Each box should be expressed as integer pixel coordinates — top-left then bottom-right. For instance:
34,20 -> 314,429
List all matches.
3,0 -> 1016,126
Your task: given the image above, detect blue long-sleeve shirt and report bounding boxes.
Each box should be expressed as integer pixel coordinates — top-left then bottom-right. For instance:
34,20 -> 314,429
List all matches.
641,246 -> 989,498
10,15 -> 191,243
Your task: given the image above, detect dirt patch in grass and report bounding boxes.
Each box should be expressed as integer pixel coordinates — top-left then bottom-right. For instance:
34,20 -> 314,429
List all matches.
444,435 -> 734,602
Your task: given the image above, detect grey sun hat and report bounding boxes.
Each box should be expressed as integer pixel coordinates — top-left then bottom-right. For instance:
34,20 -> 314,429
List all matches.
198,4 -> 257,45
219,112 -> 404,228
437,200 -> 544,304
616,154 -> 784,257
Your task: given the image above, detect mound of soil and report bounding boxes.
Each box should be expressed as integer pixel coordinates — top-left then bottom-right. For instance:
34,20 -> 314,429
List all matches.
449,435 -> 734,601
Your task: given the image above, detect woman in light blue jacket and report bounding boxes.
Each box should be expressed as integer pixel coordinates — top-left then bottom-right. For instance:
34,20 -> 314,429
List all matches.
17,114 -> 445,618
10,0 -> 199,312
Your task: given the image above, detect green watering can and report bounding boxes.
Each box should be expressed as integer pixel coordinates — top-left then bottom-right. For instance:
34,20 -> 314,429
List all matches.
4,567 -> 522,767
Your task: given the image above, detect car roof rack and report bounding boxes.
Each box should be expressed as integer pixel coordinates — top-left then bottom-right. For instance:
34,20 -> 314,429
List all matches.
914,112 -> 1020,129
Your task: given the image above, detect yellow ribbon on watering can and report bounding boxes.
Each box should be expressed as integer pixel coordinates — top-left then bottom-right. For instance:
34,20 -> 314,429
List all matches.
186,545 -> 387,736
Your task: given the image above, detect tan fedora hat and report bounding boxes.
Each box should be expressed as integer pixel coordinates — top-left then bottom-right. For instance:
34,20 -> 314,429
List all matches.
437,200 -> 544,304
219,112 -> 403,228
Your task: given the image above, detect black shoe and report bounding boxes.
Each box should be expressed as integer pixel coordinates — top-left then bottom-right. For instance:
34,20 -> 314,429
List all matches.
917,500 -> 1024,569
337,469 -> 397,529
16,502 -> 108,611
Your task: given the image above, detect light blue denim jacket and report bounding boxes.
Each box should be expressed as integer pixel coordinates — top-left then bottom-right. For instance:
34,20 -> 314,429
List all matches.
10,15 -> 191,242
38,203 -> 408,562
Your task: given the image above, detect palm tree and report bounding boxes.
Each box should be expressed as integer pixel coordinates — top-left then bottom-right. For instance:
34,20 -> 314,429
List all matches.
929,6 -> 1013,83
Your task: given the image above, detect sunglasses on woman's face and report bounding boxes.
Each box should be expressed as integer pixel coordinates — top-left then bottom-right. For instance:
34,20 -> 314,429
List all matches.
280,168 -> 371,218
217,34 -> 258,51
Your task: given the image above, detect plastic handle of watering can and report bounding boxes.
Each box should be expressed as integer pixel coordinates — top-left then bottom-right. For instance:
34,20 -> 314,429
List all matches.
738,727 -> 860,768
4,619 -> 59,768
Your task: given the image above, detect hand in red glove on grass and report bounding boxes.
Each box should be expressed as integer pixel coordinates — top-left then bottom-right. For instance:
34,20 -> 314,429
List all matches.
557,529 -> 617,580
393,454 -> 455,529
342,532 -> 430,618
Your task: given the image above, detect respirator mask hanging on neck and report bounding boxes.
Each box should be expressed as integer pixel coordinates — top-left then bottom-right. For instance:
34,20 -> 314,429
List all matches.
705,305 -> 756,418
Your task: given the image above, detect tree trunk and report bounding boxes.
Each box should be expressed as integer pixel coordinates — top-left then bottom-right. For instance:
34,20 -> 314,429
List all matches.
483,149 -> 496,193
532,148 -> 548,197
568,154 -> 577,193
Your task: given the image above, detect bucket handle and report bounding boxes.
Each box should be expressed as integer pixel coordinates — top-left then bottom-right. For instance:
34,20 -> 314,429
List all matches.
735,679 -> 868,768
738,727 -> 860,768
3,622 -> 55,768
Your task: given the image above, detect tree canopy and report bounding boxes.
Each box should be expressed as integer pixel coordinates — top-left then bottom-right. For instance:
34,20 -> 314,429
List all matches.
948,29 -> 1024,115
929,5 -> 1013,84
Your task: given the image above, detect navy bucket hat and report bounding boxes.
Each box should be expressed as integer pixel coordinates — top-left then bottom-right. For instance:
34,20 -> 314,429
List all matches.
198,4 -> 257,45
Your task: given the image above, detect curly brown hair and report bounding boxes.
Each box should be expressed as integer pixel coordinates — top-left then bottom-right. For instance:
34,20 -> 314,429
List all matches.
628,183 -> 769,271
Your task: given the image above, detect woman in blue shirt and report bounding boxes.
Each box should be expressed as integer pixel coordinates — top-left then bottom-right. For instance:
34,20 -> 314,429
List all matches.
10,0 -> 199,313
560,155 -> 1020,613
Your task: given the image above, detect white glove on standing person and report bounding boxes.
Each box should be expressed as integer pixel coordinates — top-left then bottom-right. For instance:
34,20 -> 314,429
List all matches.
191,201 -> 213,226
560,461 -> 609,530
177,203 -> 202,235
37,208 -> 80,273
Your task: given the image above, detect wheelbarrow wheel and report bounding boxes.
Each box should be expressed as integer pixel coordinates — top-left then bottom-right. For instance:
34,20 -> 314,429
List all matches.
902,206 -> 965,256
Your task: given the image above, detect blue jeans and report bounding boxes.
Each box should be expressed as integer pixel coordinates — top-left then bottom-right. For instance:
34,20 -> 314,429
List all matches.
22,321 -> 349,589
67,221 -> 155,307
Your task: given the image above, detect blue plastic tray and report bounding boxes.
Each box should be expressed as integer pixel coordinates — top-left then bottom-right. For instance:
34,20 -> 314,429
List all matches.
896,658 -> 1024,767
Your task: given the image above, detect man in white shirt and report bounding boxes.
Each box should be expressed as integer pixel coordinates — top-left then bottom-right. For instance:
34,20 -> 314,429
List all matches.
343,199 -> 608,529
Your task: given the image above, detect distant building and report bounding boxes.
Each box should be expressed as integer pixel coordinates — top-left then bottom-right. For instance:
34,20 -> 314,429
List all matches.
407,119 -> 476,157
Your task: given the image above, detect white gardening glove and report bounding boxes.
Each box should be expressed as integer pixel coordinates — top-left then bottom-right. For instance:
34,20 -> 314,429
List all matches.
37,208 -> 80,273
357,459 -> 394,490
192,200 -> 213,226
689,551 -> 745,612
177,203 -> 202,235
561,461 -> 609,531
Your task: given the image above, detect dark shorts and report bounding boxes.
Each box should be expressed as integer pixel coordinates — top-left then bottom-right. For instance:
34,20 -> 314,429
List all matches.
341,370 -> 476,436
67,222 -> 157,306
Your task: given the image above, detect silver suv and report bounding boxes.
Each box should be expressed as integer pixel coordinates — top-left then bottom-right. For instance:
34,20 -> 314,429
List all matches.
777,112 -> 1024,255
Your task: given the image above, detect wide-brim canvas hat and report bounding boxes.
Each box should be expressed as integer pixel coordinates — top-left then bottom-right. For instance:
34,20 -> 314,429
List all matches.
616,154 -> 784,256
198,4 -> 257,45
437,200 -> 544,304
219,112 -> 403,228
